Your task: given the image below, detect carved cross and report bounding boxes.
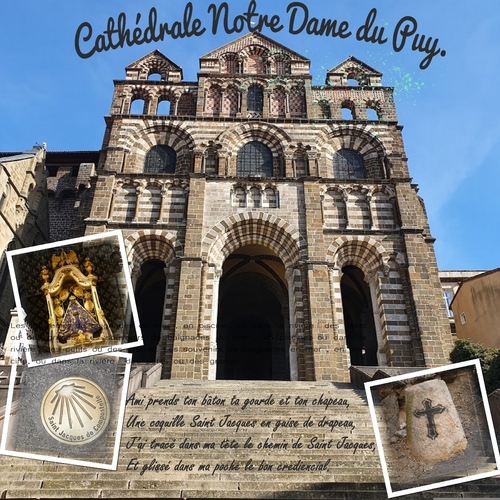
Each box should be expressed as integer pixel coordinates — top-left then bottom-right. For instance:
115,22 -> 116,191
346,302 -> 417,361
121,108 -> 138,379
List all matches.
413,398 -> 446,440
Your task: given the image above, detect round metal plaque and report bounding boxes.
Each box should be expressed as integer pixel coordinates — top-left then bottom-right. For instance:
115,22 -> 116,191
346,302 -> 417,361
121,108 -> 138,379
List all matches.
40,377 -> 110,446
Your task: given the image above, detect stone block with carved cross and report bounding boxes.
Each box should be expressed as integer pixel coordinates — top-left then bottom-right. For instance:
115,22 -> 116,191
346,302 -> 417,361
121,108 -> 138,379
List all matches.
405,379 -> 467,461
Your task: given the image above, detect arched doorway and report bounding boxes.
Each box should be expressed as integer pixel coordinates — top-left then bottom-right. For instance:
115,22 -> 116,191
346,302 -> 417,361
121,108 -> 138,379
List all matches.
341,265 -> 378,366
216,245 -> 289,380
132,260 -> 166,362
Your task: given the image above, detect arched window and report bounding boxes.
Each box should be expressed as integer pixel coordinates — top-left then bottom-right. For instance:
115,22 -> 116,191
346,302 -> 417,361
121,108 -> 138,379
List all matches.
157,99 -> 171,115
274,58 -> 290,75
341,100 -> 356,120
144,145 -> 176,174
333,149 -> 366,179
130,98 -> 146,114
247,85 -> 263,113
237,141 -> 273,177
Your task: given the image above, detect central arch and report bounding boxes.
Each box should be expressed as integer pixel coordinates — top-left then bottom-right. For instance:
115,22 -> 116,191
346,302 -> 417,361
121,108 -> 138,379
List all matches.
216,246 -> 289,380
202,213 -> 307,380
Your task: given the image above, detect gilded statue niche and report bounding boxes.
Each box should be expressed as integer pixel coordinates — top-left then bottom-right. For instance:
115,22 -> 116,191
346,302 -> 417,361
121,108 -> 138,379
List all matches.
41,250 -> 115,354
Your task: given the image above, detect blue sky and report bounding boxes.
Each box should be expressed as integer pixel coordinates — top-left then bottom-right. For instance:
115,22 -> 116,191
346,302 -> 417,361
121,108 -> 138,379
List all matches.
1,1 -> 499,271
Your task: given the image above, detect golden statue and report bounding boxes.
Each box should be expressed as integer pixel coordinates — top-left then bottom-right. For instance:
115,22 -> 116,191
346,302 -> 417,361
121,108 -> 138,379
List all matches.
41,249 -> 115,354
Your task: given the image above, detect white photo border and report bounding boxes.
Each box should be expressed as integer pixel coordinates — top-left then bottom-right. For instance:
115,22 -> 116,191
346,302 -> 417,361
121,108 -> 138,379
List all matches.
0,350 -> 132,470
6,229 -> 143,366
365,359 -> 500,498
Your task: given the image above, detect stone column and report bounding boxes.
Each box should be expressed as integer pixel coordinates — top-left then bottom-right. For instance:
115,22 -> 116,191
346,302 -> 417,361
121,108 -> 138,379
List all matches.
365,270 -> 387,366
170,258 -> 204,379
286,267 -> 298,381
284,154 -> 294,178
327,265 -> 351,379
132,185 -> 143,222
208,267 -> 222,380
263,91 -> 270,117
125,265 -> 141,349
366,193 -> 374,229
307,262 -> 348,382
156,266 -> 172,365
241,91 -> 248,115
157,183 -> 168,224
307,152 -> 319,177
193,149 -> 204,174
107,184 -> 119,220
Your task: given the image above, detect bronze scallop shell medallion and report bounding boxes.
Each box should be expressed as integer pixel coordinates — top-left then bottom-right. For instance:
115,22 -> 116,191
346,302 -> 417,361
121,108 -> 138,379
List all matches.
40,377 -> 110,446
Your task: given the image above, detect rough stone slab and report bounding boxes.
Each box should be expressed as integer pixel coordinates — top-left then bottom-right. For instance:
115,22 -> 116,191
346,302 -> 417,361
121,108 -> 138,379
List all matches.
406,379 -> 467,461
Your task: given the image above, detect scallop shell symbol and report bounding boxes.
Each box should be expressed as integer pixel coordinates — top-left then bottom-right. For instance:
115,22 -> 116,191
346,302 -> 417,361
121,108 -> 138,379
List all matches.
40,377 -> 110,446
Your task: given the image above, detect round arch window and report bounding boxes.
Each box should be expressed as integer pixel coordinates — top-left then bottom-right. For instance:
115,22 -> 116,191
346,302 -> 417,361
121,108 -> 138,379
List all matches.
144,145 -> 176,174
333,148 -> 366,179
237,141 -> 273,177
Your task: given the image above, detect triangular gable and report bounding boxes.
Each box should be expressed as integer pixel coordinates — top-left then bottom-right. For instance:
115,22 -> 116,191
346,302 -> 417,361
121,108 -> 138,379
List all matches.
200,32 -> 310,63
326,56 -> 383,86
327,55 -> 382,76
125,50 -> 183,81
126,50 -> 182,71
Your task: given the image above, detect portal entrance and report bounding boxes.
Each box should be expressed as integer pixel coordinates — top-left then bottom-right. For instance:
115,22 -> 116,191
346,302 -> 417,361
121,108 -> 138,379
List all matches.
216,246 -> 289,380
341,265 -> 378,366
132,260 -> 166,362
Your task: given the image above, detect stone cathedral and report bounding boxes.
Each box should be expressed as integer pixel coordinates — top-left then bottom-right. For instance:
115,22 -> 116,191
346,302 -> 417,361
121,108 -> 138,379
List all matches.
4,32 -> 453,381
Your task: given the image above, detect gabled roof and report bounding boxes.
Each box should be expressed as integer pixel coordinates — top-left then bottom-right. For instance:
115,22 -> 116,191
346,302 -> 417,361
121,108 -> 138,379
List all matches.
200,32 -> 310,62
125,49 -> 182,71
327,55 -> 382,76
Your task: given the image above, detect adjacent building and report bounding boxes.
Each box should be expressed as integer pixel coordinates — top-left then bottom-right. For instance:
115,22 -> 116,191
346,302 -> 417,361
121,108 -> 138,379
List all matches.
0,147 -> 50,360
450,269 -> 500,348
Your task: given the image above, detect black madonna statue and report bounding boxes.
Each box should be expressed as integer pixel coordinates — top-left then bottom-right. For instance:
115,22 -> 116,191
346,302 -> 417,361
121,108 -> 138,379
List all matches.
40,250 -> 115,354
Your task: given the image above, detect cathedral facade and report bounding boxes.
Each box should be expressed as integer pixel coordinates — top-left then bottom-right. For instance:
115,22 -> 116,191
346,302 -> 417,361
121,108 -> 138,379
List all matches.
17,33 -> 454,381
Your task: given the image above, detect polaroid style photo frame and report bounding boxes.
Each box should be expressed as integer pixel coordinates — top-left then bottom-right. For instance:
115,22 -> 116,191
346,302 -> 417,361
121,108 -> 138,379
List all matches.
0,351 -> 132,469
365,359 -> 500,498
7,230 -> 142,366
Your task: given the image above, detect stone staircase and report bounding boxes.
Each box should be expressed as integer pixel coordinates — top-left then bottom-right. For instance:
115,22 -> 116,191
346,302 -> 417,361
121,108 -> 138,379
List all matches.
0,380 -> 499,498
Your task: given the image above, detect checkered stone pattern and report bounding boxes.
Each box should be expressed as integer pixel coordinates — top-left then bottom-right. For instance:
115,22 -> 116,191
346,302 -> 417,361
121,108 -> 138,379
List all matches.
176,92 -> 196,116
271,87 -> 286,117
289,87 -> 305,117
223,86 -> 239,116
247,53 -> 266,73
207,87 -> 222,116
